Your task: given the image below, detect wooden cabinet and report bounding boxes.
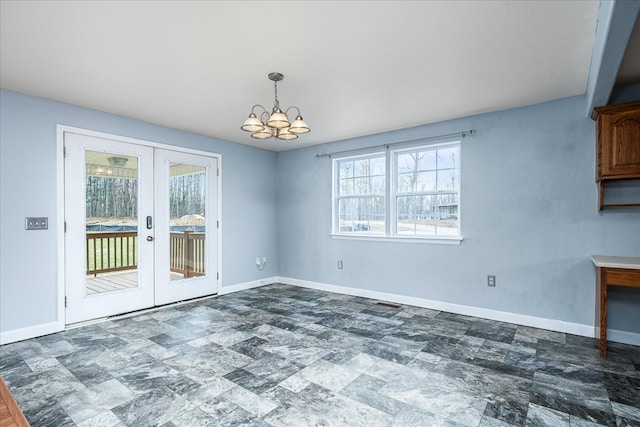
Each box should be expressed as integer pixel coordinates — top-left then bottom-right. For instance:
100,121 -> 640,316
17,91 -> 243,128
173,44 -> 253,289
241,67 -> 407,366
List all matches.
592,101 -> 640,210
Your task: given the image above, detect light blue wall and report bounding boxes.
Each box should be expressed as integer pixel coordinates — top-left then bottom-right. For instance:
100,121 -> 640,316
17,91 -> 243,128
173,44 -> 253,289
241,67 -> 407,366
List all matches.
276,94 -> 640,336
0,89 -> 278,334
2,88 -> 639,341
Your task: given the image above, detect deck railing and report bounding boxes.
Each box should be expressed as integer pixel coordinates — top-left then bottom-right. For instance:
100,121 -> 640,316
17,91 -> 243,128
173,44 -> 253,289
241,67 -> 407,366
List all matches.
86,231 -> 137,275
170,231 -> 205,278
86,230 -> 205,277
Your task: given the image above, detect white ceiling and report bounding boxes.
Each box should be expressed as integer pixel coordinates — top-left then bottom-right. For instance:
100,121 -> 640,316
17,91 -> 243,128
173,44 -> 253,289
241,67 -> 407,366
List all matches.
1,1 -> 603,152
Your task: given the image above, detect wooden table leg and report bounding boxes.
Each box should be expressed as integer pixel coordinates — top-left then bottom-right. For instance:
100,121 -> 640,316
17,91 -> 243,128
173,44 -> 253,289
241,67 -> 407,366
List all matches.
595,267 -> 608,357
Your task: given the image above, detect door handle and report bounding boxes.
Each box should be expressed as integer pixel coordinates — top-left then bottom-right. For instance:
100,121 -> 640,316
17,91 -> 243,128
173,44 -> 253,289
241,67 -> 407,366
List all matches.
146,236 -> 154,242
146,216 -> 153,229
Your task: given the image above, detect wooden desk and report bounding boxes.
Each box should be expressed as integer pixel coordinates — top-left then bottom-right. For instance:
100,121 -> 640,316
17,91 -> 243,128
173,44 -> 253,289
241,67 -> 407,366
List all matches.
592,255 -> 640,357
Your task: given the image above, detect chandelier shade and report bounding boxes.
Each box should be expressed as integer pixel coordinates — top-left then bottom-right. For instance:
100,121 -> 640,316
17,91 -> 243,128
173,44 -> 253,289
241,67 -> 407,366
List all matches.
241,113 -> 265,133
267,109 -> 290,129
289,115 -> 310,134
241,72 -> 310,141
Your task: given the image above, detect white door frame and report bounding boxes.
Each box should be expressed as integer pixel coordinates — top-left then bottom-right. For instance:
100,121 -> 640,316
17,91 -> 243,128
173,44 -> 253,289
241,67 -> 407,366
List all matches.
56,125 -> 222,326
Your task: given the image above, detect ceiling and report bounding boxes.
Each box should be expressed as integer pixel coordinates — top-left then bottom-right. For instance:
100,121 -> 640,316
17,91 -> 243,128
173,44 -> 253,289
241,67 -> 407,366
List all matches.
0,1 -> 636,152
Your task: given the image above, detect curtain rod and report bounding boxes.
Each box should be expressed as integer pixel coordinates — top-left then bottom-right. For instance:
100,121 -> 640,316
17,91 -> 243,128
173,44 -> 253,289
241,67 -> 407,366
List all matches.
314,129 -> 476,159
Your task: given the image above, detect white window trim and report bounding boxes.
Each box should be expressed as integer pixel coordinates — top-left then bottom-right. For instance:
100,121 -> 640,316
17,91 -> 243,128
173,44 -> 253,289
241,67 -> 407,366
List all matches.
331,140 -> 462,244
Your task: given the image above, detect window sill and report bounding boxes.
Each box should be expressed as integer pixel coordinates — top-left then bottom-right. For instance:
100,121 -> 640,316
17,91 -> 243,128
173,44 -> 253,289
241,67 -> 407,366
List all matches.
329,233 -> 463,245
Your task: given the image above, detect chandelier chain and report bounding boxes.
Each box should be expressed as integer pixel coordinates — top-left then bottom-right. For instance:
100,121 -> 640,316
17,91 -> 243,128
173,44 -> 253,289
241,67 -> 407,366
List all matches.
273,79 -> 279,110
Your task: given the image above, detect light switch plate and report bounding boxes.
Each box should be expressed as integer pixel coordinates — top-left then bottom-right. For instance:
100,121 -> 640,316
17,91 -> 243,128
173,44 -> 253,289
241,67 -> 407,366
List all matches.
26,217 -> 48,230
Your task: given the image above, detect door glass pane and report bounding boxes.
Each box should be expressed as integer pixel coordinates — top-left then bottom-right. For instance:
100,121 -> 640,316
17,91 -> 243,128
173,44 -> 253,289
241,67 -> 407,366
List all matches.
169,163 -> 206,281
85,151 -> 139,295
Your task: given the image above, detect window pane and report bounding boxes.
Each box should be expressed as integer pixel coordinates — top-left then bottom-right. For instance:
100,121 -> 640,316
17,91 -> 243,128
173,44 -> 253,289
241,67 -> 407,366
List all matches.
397,153 -> 415,174
397,172 -> 414,193
340,177 -> 353,196
418,150 -> 437,171
435,194 -> 459,236
352,177 -> 369,194
371,176 -> 385,194
396,193 -> 459,237
396,195 -> 436,235
85,151 -> 139,295
338,197 -> 384,233
339,161 -> 353,179
437,169 -> 458,191
354,159 -> 370,177
416,171 -> 437,192
169,163 -> 207,281
437,147 -> 459,169
370,156 -> 385,175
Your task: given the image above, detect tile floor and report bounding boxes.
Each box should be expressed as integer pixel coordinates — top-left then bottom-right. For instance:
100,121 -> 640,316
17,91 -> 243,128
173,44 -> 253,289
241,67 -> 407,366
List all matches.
0,284 -> 639,426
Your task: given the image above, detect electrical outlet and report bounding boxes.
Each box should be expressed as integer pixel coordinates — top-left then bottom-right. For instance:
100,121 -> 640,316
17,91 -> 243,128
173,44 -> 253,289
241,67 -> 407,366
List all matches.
487,275 -> 496,287
338,260 -> 343,269
25,217 -> 48,230
256,257 -> 261,266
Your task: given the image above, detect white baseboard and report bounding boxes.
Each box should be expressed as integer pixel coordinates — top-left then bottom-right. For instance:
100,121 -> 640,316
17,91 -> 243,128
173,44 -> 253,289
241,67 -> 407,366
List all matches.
277,276 -> 640,346
1,277 -> 277,345
0,320 -> 64,345
219,276 -> 277,295
3,277 -> 637,348
608,328 -> 640,347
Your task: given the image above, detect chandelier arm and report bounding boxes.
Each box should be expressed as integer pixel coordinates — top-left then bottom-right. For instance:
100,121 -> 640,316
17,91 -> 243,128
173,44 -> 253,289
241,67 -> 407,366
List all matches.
251,104 -> 267,115
285,106 -> 301,117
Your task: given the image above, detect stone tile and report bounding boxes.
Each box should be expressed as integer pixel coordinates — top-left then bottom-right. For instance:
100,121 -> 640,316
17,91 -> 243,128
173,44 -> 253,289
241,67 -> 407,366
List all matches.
382,378 -> 488,427
515,326 -> 566,344
224,368 -> 280,394
344,352 -> 430,383
278,375 -> 311,393
1,283 -> 638,427
264,386 -> 393,427
75,410 -> 124,427
207,329 -> 255,347
532,372 -> 612,414
611,402 -> 640,423
22,397 -> 77,427
163,343 -> 252,382
340,373 -> 406,415
603,372 -> 640,407
525,402 -> 570,426
466,321 -> 517,344
58,378 -> 136,424
392,406 -> 469,426
297,359 -> 361,392
166,405 -> 218,426
259,338 -> 330,365
111,387 -> 195,426
220,385 -> 278,417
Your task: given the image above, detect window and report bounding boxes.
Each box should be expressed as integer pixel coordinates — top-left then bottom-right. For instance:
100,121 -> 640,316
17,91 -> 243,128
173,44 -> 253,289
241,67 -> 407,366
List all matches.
335,154 -> 386,234
332,141 -> 460,241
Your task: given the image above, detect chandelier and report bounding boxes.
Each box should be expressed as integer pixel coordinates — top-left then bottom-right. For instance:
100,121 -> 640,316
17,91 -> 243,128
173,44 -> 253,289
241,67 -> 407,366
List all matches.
241,72 -> 310,140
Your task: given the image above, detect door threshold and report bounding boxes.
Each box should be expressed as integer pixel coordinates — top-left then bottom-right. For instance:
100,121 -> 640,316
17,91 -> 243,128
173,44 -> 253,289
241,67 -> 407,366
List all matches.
65,293 -> 219,330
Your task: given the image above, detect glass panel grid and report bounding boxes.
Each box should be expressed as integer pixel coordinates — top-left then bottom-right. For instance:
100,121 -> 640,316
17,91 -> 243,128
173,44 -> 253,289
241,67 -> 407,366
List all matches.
336,154 -> 386,234
394,144 -> 460,237
333,143 -> 460,239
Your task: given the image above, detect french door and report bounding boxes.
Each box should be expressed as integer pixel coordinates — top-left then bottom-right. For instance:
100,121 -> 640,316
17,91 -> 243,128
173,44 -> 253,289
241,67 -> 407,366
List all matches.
64,132 -> 218,324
